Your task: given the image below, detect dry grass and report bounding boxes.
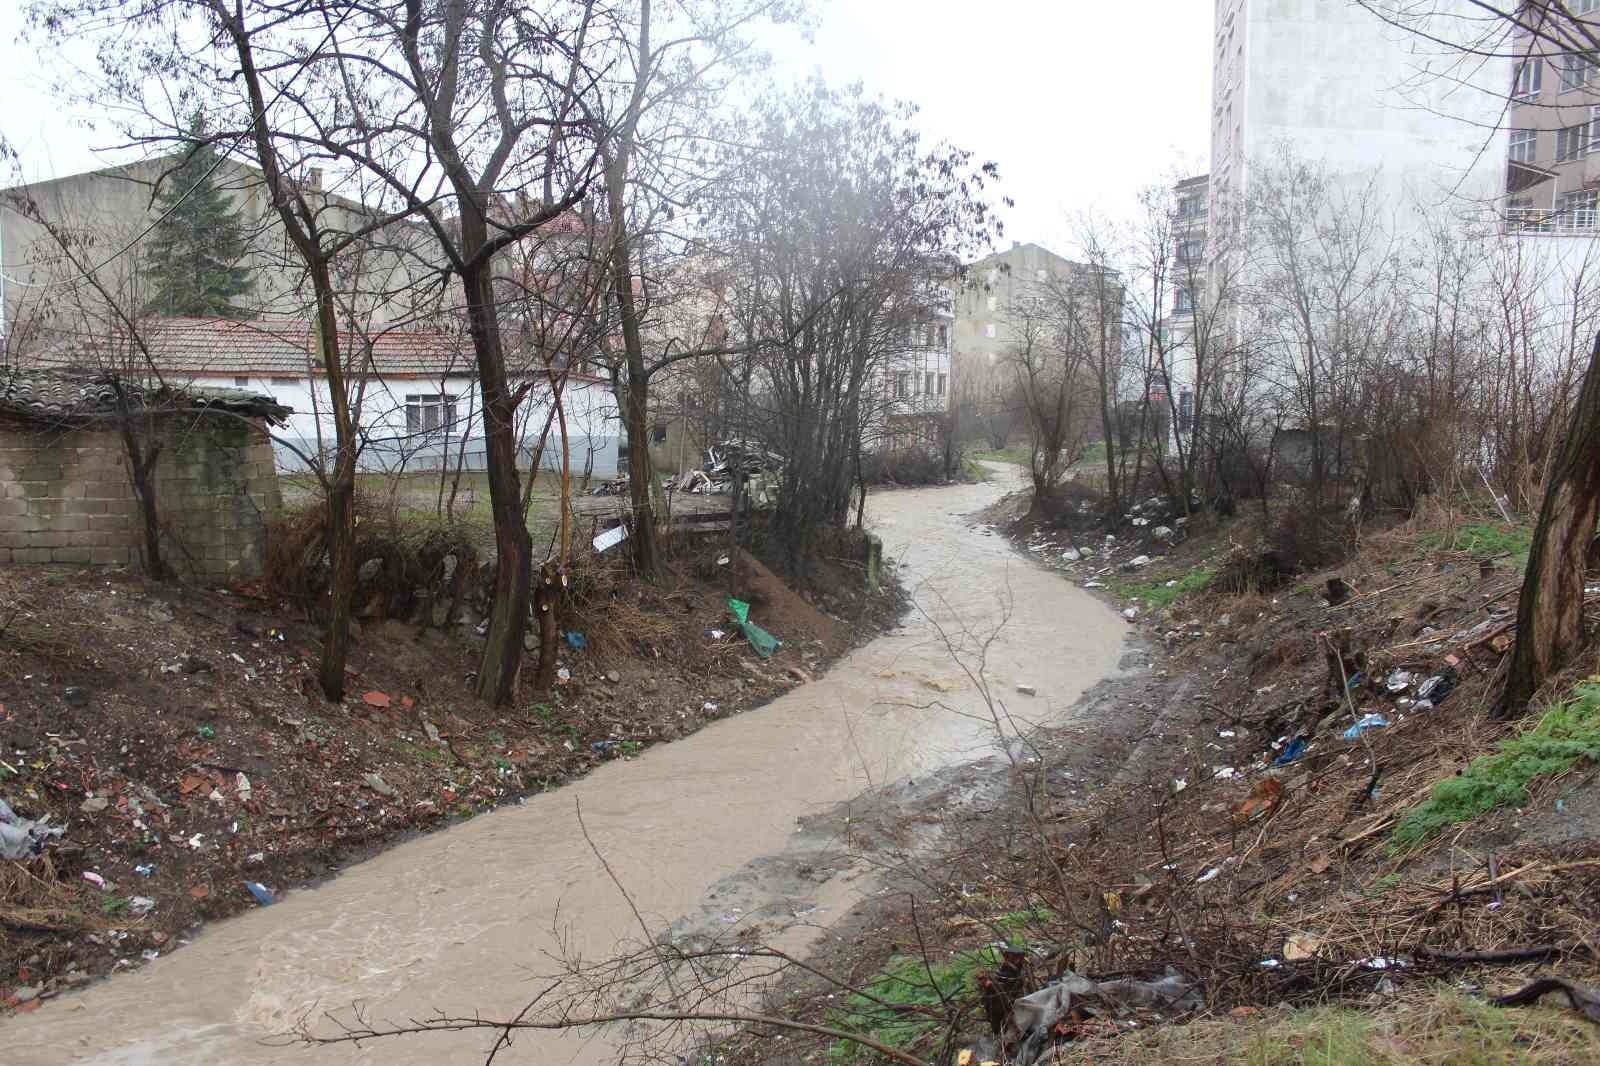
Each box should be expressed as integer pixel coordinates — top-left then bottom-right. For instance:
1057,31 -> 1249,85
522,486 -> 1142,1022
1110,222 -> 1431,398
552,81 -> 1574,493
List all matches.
0,855 -> 122,938
1048,985 -> 1600,1065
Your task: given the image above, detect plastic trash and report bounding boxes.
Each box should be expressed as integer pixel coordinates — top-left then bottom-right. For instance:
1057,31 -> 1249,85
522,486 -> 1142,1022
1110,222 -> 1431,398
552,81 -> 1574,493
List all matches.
1272,736 -> 1307,766
1416,667 -> 1457,704
1385,670 -> 1414,694
564,631 -> 587,650
727,597 -> 781,658
727,597 -> 750,624
128,896 -> 155,914
134,864 -> 154,877
244,881 -> 275,906
1344,713 -> 1390,739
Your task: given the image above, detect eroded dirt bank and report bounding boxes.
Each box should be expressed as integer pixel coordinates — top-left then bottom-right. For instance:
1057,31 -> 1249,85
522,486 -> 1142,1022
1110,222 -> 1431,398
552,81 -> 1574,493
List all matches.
5,464 -> 1128,1065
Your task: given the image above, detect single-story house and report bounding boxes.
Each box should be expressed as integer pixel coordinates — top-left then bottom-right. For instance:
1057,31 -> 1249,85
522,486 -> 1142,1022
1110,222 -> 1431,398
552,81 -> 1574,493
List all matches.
23,316 -> 621,478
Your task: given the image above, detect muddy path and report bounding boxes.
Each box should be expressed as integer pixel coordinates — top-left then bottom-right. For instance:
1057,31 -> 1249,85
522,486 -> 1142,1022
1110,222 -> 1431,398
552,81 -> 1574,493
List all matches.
8,464 -> 1127,1065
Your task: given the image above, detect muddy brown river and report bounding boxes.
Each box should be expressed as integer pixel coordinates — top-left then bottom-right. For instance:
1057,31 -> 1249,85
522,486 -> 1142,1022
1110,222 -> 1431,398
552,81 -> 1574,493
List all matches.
8,465 -> 1125,1065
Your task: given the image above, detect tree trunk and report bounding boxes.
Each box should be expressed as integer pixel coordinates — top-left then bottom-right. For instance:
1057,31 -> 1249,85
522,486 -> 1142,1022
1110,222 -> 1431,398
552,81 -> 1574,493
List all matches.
532,559 -> 561,693
1497,331 -> 1600,719
319,474 -> 355,701
462,259 -> 532,706
607,150 -> 662,578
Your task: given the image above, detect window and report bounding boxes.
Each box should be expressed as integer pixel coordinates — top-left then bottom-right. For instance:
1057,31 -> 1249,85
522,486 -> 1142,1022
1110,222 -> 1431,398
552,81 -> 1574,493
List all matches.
1177,238 -> 1204,264
233,375 -> 249,387
925,371 -> 936,396
936,373 -> 947,397
1174,286 -> 1195,313
1561,53 -> 1597,93
1509,128 -> 1538,164
405,393 -> 457,436
1558,122 -> 1591,161
1514,58 -> 1543,98
1559,189 -> 1597,229
895,372 -> 910,399
985,323 -> 997,339
937,324 -> 948,347
1579,0 -> 1600,14
912,371 -> 923,396
270,376 -> 297,386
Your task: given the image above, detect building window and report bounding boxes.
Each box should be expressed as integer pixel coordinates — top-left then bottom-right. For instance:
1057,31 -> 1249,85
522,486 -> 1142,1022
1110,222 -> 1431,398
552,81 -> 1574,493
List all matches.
937,324 -> 948,347
1174,286 -> 1195,313
1178,390 -> 1194,432
1509,128 -> 1537,163
984,323 -> 996,339
270,376 -> 297,386
1557,121 -> 1591,161
895,372 -> 909,399
1559,189 -> 1597,229
233,375 -> 249,387
924,371 -> 936,396
936,372 -> 947,396
1579,0 -> 1600,14
405,393 -> 457,436
1513,58 -> 1543,98
1561,53 -> 1596,93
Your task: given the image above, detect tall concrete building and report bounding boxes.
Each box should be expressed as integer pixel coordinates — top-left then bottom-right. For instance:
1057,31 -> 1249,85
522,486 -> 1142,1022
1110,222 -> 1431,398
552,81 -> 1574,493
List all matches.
951,242 -> 1092,364
1209,0 -> 1506,229
1505,6 -> 1600,232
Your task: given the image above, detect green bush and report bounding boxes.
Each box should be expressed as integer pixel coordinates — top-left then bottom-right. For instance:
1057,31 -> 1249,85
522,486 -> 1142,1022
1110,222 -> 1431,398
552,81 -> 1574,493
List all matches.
826,948 -> 997,1063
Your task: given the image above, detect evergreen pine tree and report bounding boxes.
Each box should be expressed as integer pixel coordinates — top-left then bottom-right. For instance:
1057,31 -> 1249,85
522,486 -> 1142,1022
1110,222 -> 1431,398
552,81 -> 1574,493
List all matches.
143,120 -> 255,318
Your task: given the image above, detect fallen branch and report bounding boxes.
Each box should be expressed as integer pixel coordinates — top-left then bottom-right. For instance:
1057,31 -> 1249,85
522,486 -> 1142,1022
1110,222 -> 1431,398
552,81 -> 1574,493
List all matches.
1492,977 -> 1600,1025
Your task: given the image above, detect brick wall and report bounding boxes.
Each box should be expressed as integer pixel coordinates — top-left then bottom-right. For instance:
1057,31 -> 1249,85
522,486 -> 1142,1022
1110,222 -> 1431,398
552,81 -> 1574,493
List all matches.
0,415 -> 282,579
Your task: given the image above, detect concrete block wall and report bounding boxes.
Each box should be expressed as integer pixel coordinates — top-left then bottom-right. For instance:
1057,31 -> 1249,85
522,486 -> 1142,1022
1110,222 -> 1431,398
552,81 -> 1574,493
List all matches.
0,416 -> 282,579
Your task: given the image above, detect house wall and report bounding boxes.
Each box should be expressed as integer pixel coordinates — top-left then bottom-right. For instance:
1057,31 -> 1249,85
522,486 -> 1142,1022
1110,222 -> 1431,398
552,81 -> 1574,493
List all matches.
0,414 -> 281,579
1,157 -> 434,332
226,372 -> 622,478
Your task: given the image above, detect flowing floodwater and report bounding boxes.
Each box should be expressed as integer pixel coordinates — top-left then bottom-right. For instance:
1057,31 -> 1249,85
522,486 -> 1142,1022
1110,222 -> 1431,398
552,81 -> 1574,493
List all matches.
8,466 -> 1125,1065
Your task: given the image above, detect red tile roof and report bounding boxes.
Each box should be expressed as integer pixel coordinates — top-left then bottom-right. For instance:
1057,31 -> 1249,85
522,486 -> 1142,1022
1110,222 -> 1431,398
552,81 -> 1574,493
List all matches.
28,317 -> 477,378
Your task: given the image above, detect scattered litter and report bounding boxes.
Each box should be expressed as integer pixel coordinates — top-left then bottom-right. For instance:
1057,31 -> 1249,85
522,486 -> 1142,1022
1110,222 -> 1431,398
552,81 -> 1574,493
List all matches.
82,871 -> 105,888
80,796 -> 110,814
1061,548 -> 1082,562
702,701 -> 719,713
557,667 -> 571,683
362,691 -> 391,708
708,628 -> 727,640
1172,778 -> 1187,793
717,555 -> 730,566
244,881 -> 275,906
1195,867 -> 1222,884
423,721 -> 442,743
564,631 -> 588,650
247,852 -> 266,863
1412,699 -> 1435,712
1128,555 -> 1151,567
1212,766 -> 1237,780
1272,736 -> 1307,766
1385,670 -> 1414,694
997,969 -> 1200,1064
1218,730 -> 1236,738
727,597 -> 782,658
1122,607 -> 1139,621
189,885 -> 210,900
363,773 -> 398,798
1343,713 -> 1390,739
128,896 -> 155,914
187,833 -> 204,849
592,524 -> 628,552
133,864 -> 154,877
1283,932 -> 1321,961
234,773 -> 252,802
1416,667 -> 1457,704
1345,672 -> 1364,690
1016,683 -> 1037,696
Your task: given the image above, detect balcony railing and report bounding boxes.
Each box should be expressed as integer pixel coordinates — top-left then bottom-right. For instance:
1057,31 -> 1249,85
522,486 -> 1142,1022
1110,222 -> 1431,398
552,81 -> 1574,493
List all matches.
1505,205 -> 1599,233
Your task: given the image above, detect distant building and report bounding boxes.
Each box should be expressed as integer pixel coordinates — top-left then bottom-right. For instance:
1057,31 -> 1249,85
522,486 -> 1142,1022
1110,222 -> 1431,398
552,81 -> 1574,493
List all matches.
1502,8 -> 1600,242
952,242 -> 1090,366
1209,0 -> 1504,231
873,306 -> 953,452
1160,174 -> 1208,443
1,157 -> 434,336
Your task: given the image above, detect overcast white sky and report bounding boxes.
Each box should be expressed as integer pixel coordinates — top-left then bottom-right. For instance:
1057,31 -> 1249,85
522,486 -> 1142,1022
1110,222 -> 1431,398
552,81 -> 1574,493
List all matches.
0,1 -> 1214,254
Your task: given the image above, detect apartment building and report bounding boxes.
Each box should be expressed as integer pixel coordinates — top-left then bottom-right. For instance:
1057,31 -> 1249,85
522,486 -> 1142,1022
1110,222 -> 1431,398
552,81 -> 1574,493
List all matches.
952,242 -> 1092,364
1505,4 -> 1600,232
1209,0 -> 1505,231
1159,174 -> 1209,440
872,307 -> 953,452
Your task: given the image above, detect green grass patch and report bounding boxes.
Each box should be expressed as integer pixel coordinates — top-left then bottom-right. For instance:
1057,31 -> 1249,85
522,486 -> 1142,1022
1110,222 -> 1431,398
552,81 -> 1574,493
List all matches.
825,947 -> 998,1063
1391,683 -> 1600,849
1111,566 -> 1216,611
1413,521 -> 1533,569
970,444 -> 1032,466
1075,439 -> 1107,465
1051,985 -> 1600,1065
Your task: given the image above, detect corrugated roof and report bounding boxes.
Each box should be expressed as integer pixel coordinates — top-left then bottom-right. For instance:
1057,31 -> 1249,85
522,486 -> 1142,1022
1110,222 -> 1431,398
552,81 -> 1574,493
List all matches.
0,367 -> 292,424
27,317 -> 477,378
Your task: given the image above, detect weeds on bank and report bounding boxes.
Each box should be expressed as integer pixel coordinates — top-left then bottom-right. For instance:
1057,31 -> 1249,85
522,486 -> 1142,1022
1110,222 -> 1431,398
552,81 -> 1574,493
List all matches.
825,947 -> 999,1063
1111,566 -> 1216,612
1391,682 -> 1600,849
1051,986 -> 1600,1066
1412,521 -> 1534,570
